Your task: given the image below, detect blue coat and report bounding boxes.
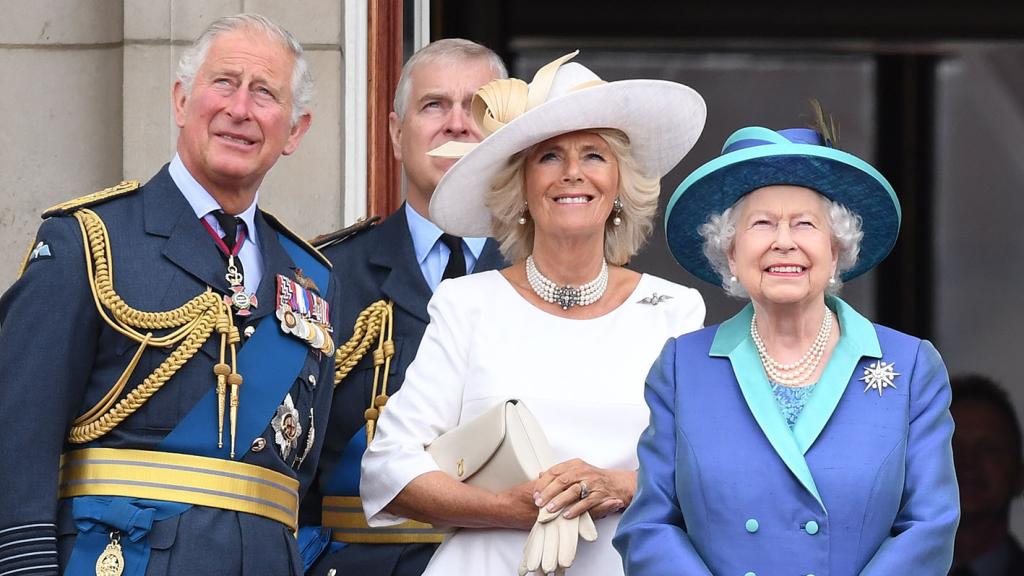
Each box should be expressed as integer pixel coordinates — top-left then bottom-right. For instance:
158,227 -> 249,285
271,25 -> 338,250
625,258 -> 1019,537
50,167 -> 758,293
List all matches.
613,298 -> 959,576
301,205 -> 504,576
0,167 -> 338,576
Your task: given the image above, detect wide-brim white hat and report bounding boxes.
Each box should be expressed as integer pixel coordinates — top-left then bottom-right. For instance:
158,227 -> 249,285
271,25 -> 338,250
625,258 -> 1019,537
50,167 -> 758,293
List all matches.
428,51 -> 707,238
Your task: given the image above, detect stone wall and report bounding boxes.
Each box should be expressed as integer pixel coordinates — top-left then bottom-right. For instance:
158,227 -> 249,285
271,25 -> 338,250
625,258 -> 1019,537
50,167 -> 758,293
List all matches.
0,0 -> 346,290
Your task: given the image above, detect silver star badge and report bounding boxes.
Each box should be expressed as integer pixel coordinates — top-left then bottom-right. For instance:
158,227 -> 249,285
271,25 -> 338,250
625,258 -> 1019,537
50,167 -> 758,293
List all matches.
637,292 -> 674,306
271,394 -> 302,460
860,360 -> 900,396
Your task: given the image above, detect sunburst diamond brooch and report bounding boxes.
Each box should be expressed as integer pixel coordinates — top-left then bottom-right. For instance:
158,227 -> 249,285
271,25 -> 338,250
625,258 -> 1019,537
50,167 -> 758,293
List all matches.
860,360 -> 900,396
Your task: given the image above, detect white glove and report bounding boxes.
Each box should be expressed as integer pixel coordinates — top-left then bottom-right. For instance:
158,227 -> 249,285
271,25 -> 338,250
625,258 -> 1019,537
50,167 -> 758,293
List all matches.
519,507 -> 598,575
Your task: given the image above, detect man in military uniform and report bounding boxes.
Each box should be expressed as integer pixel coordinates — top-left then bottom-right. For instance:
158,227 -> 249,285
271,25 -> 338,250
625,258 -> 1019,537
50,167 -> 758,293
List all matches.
0,14 -> 337,575
300,40 -> 507,576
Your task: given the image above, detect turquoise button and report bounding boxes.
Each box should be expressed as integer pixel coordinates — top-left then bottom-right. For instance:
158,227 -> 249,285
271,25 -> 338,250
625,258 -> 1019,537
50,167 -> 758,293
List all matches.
745,519 -> 759,533
744,572 -> 756,576
804,520 -> 819,535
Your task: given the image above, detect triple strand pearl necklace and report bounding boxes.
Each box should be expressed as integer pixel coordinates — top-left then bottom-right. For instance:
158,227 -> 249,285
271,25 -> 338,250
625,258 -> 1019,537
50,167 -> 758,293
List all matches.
751,308 -> 834,387
526,255 -> 608,310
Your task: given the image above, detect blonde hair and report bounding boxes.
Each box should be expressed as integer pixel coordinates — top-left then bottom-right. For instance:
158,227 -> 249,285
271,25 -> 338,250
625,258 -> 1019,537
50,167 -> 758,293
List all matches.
485,129 -> 659,265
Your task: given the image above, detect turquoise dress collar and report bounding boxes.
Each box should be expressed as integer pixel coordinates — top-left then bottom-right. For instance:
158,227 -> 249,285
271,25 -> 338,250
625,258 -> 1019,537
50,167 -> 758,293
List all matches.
709,296 -> 882,510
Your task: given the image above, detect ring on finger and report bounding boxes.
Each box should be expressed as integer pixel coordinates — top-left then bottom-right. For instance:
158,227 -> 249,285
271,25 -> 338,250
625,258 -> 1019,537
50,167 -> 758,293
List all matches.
579,481 -> 590,499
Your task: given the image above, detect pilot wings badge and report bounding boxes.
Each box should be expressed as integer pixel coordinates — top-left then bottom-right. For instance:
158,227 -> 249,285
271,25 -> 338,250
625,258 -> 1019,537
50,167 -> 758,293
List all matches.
637,292 -> 673,306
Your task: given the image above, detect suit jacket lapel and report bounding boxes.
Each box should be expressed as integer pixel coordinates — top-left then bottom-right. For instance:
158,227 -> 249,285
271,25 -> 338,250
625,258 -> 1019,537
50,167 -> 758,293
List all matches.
373,207 -> 433,323
475,238 -> 506,272
145,167 -> 230,293
792,297 -> 882,454
711,305 -> 824,510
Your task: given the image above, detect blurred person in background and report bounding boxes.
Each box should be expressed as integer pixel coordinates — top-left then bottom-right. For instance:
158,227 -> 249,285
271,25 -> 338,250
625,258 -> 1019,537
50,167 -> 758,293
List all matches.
949,374 -> 1024,576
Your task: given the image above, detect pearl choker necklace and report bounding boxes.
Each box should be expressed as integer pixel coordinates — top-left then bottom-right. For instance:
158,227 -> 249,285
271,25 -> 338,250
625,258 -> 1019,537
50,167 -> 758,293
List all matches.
526,255 -> 608,310
751,308 -> 833,387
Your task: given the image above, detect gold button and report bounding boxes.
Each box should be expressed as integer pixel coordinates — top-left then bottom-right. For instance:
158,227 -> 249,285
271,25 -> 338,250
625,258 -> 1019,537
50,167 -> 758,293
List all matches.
243,326 -> 255,338
251,437 -> 267,452
308,374 -> 317,387
327,570 -> 337,576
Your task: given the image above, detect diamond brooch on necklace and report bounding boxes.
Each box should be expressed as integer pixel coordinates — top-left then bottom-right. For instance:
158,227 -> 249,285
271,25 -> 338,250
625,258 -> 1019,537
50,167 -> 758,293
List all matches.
526,255 -> 608,310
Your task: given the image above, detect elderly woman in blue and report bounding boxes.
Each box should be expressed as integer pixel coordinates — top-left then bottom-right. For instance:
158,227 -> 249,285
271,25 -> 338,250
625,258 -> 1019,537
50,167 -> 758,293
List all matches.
612,119 -> 959,576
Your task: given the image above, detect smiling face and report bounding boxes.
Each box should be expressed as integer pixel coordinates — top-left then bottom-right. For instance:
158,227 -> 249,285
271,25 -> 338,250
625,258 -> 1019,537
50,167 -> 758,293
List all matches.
389,56 -> 498,215
728,185 -> 838,307
523,131 -> 620,244
173,28 -> 310,205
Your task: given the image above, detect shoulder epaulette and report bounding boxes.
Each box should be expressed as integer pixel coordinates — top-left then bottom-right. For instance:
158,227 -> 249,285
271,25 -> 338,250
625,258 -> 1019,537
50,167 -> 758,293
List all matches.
42,180 -> 141,219
309,215 -> 381,251
261,210 -> 333,269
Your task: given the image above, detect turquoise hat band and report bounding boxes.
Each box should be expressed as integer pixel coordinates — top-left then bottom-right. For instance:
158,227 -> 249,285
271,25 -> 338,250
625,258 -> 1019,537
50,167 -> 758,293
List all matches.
721,126 -> 792,151
665,132 -> 901,287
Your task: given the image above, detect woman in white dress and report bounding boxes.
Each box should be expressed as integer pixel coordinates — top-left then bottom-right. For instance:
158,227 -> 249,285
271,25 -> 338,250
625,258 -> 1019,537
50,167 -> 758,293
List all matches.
360,52 -> 707,575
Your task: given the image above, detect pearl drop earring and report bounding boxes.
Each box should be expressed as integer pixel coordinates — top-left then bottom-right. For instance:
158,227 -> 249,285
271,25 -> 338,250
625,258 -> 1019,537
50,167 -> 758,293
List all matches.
612,197 -> 623,226
518,202 -> 528,225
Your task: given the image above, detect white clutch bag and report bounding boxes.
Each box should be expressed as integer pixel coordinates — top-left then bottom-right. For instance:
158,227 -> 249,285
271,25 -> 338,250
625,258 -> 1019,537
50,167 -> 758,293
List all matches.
424,399 -> 598,575
426,398 -> 554,491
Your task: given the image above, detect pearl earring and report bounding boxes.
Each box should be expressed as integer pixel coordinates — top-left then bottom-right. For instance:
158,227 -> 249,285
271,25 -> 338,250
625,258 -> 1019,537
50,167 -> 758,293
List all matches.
729,275 -> 737,283
829,276 -> 837,285
518,201 -> 528,225
612,197 -> 623,226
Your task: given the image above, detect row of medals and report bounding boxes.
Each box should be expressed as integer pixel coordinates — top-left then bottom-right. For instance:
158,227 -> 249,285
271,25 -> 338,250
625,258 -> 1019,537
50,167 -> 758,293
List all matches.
225,254 -> 334,358
276,273 -> 335,356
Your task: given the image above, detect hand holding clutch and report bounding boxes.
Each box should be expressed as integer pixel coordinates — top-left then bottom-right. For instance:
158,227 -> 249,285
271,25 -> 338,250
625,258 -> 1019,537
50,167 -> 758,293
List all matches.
424,400 -> 600,573
518,507 -> 598,575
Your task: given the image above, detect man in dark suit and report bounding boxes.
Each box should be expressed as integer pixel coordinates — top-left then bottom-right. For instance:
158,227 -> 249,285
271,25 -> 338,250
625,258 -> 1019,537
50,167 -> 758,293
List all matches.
0,14 -> 337,575
950,374 -> 1024,576
300,39 -> 507,576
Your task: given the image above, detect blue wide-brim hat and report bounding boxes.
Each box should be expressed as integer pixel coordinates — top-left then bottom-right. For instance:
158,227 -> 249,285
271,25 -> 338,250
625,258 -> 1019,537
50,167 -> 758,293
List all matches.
665,126 -> 901,286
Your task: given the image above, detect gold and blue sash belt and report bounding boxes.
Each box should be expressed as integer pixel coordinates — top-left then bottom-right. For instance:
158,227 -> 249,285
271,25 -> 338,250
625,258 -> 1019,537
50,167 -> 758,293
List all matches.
59,448 -> 299,530
322,496 -> 445,544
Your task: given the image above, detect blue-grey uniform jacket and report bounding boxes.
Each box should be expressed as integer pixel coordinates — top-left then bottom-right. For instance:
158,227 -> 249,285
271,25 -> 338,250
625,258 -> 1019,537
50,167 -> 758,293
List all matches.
0,166 -> 338,576
300,205 -> 503,576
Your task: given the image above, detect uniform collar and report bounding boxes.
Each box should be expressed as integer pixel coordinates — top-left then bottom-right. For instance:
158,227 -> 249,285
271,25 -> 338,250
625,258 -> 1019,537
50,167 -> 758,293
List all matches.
169,154 -> 260,250
405,202 -> 487,264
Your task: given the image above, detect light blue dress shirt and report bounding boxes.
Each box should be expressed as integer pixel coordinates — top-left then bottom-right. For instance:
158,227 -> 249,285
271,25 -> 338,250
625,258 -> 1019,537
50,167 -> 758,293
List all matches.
405,202 -> 487,292
169,154 -> 263,295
